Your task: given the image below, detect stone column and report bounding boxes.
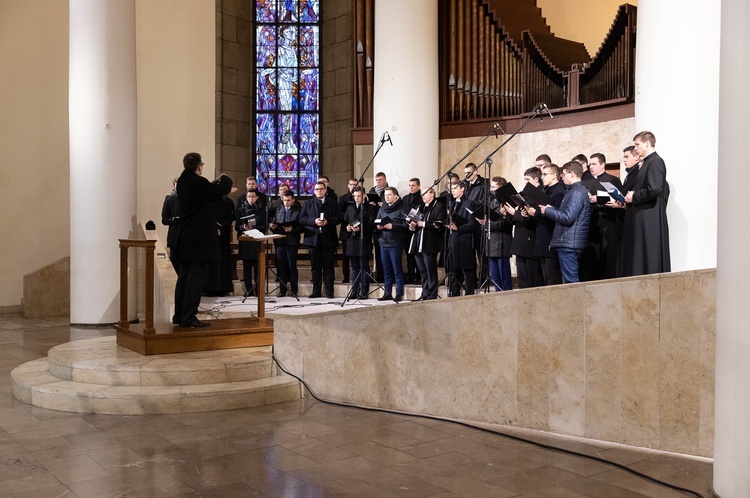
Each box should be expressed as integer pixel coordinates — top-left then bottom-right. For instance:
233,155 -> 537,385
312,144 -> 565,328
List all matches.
714,0 -> 750,495
69,0 -> 137,324
372,0 -> 439,193
633,0 -> 720,272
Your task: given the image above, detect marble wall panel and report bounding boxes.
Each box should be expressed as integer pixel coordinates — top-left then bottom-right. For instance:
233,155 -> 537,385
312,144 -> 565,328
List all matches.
620,276 -> 661,449
548,285 -> 586,436
584,281 -> 623,441
275,270 -> 717,457
659,273 -> 704,454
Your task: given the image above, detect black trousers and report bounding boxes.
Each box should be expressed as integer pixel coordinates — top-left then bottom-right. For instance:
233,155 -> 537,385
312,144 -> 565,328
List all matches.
414,252 -> 439,298
516,256 -> 544,288
540,256 -> 563,286
448,267 -> 477,297
174,261 -> 209,325
372,235 -> 384,282
309,246 -> 335,295
275,246 -> 299,294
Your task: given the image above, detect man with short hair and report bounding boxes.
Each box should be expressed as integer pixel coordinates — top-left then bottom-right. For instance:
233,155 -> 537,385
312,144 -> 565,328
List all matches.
300,181 -> 342,298
401,177 -> 424,285
446,181 -> 479,296
535,154 -> 552,168
408,187 -> 446,300
525,164 -> 564,285
624,131 -> 670,275
173,152 -> 233,328
464,163 -> 490,286
319,175 -> 338,201
236,189 -> 267,297
344,186 -> 376,299
161,177 -> 181,273
236,176 -> 268,210
581,152 -> 625,280
376,186 -> 408,302
475,177 -> 513,291
507,167 -> 544,288
369,172 -> 389,283
572,154 -> 593,181
540,162 -> 591,283
269,189 -> 302,297
338,178 -> 359,283
618,145 -> 641,276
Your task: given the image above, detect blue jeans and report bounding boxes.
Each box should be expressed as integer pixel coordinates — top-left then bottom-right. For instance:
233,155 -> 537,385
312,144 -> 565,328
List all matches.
489,257 -> 512,291
557,249 -> 581,283
380,245 -> 404,297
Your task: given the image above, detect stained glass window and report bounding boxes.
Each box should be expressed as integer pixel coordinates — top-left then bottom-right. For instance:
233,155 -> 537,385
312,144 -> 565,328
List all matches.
255,0 -> 320,196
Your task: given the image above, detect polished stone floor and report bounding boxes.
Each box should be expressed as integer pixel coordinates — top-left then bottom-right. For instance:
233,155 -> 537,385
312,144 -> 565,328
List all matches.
0,314 -> 713,497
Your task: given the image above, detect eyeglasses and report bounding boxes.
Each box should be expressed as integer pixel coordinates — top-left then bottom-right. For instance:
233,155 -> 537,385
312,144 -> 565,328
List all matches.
314,187 -> 325,191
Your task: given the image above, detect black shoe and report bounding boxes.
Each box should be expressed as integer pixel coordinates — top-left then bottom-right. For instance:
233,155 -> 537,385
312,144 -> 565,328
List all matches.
308,292 -> 322,298
424,295 -> 438,300
394,295 -> 404,303
326,293 -> 335,299
277,291 -> 287,298
358,294 -> 370,300
180,320 -> 210,328
341,278 -> 349,284
413,296 -> 424,302
172,316 -> 180,325
377,294 -> 393,301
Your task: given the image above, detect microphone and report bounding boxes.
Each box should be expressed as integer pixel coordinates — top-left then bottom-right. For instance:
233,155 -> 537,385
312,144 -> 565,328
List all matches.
383,131 -> 393,146
541,103 -> 553,118
492,122 -> 506,137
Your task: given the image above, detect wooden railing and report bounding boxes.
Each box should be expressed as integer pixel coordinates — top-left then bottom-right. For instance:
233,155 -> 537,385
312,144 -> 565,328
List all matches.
118,239 -> 155,334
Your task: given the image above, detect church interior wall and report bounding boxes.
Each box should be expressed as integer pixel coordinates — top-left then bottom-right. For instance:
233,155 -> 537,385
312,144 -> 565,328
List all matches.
537,0 -> 639,57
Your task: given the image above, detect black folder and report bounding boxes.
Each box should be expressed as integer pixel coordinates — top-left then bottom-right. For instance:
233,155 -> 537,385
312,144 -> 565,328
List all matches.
468,204 -> 502,221
367,193 -> 381,204
495,182 -> 520,207
521,183 -> 552,208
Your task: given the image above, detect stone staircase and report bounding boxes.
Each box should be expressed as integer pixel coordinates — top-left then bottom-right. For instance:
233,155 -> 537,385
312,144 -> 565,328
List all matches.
11,336 -> 300,414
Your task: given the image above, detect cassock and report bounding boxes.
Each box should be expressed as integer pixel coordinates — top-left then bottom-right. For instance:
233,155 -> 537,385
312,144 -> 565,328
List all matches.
629,151 -> 670,275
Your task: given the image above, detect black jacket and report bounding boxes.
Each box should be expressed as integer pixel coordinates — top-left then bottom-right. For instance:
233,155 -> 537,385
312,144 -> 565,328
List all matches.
534,181 -> 566,258
344,203 -> 376,257
408,200 -> 446,255
235,203 -> 268,259
270,203 -> 302,248
300,197 -> 342,248
174,171 -> 233,263
161,191 -> 180,249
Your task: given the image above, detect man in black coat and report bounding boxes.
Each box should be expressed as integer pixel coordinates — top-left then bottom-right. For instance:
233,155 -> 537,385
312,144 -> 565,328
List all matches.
300,181 -> 342,298
338,178 -> 358,284
408,187 -> 446,300
343,187 -> 376,299
624,131 -> 671,275
507,167 -> 544,288
525,164 -> 565,285
161,177 -> 180,274
581,153 -> 625,281
445,181 -> 479,296
401,177 -> 424,285
173,152 -> 233,328
464,163 -> 490,286
269,189 -> 302,297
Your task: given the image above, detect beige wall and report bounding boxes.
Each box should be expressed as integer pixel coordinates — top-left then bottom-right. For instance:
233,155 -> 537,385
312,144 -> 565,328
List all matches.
136,0 -> 216,247
537,0 -> 638,57
0,1 -> 216,308
0,0 -> 70,310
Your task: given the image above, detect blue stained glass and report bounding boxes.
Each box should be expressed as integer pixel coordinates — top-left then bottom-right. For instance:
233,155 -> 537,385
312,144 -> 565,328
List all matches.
256,0 -> 276,22
299,27 -> 319,68
299,70 -> 318,111
256,71 -> 277,111
277,114 -> 299,154
279,0 -> 298,23
256,114 -> 277,153
299,0 -> 318,22
256,27 -> 276,67
254,2 -> 318,196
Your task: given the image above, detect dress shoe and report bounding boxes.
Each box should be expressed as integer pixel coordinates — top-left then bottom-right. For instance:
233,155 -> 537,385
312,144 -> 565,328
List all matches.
358,294 -> 370,300
341,278 -> 350,284
180,319 -> 210,328
424,295 -> 438,300
277,291 -> 287,298
326,293 -> 335,299
394,295 -> 404,303
377,294 -> 393,301
308,292 -> 322,298
172,316 -> 180,325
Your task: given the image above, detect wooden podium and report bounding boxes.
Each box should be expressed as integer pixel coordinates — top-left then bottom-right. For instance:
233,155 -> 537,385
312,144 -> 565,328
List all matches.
115,235 -> 282,355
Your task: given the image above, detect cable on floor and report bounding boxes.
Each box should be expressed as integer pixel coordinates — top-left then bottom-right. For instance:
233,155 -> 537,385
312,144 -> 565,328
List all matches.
271,352 -> 706,498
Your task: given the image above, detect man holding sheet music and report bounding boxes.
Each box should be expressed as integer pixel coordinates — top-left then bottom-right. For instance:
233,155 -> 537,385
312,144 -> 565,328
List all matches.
540,162 -> 591,283
300,181 -> 342,298
505,168 -> 544,288
523,164 -> 565,285
446,181 -> 479,296
344,187 -> 376,299
269,189 -> 302,297
408,187 -> 446,300
581,153 -> 625,280
236,190 -> 267,297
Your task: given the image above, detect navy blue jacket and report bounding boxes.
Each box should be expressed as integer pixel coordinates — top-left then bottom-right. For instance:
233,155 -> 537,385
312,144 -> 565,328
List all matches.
544,182 -> 591,251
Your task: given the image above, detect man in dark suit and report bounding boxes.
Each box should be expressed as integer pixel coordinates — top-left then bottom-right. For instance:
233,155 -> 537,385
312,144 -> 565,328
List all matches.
173,152 -> 233,328
445,181 -> 479,296
581,152 -> 625,280
624,131 -> 671,275
525,164 -> 565,285
300,181 -> 342,298
343,186 -> 376,299
464,163 -> 490,286
269,189 -> 302,297
401,177 -> 424,285
338,178 -> 358,283
368,172 -> 388,282
507,167 -> 544,288
161,177 -> 180,273
408,187 -> 446,300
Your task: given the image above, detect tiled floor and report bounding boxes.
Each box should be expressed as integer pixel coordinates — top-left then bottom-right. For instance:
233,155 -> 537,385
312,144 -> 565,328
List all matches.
0,314 -> 713,497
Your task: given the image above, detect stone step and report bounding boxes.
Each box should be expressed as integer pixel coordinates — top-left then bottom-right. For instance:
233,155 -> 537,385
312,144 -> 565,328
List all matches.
46,336 -> 276,386
10,337 -> 301,415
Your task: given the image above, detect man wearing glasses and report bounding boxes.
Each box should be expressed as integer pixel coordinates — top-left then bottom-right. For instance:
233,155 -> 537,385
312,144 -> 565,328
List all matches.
300,181 -> 342,298
540,162 -> 591,283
